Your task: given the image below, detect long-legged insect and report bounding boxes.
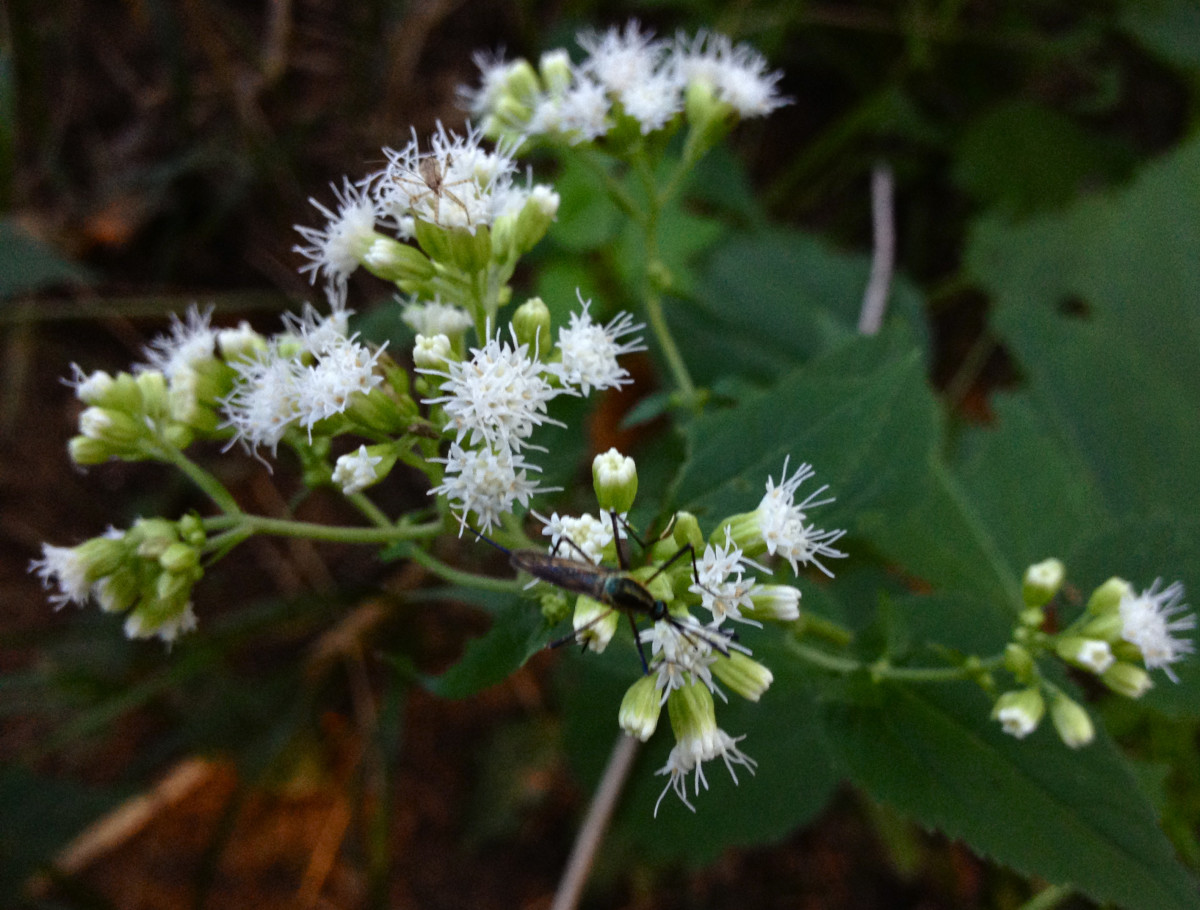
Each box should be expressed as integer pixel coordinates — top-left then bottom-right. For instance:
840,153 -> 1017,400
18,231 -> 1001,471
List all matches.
470,512 -> 734,674
394,153 -> 476,226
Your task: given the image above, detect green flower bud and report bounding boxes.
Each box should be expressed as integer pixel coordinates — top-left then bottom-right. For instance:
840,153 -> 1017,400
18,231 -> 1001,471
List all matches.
618,674 -> 662,741
1102,662 -> 1153,699
671,511 -> 705,554
135,370 -> 169,418
68,435 -> 110,465
1055,636 -> 1115,674
132,518 -> 179,559
162,424 -> 194,451
682,79 -> 735,161
413,333 -> 454,369
1022,558 -> 1065,607
159,541 -> 200,575
1076,610 -> 1124,643
573,595 -> 618,653
79,407 -> 144,448
508,186 -> 560,257
992,687 -> 1044,739
1003,643 -> 1035,682
362,237 -> 437,286
512,297 -> 552,354
712,652 -> 774,702
95,566 -> 139,613
592,448 -> 638,515
1087,577 -> 1133,617
1019,606 -> 1046,629
537,50 -> 572,95
539,589 -> 570,625
1049,693 -> 1095,749
747,584 -> 800,622
178,514 -> 206,547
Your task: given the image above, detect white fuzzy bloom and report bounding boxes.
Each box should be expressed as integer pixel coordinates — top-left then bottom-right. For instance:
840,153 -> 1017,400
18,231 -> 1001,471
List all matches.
419,326 -> 563,452
333,445 -> 384,494
579,21 -> 666,99
1119,580 -> 1194,682
459,49 -> 520,119
139,306 -> 218,380
374,123 -> 517,232
431,442 -> 550,533
619,68 -> 685,134
221,346 -> 302,454
653,724 -> 756,816
293,178 -> 379,291
402,300 -> 473,337
538,511 -> 614,563
31,543 -> 94,608
548,300 -> 645,395
691,530 -> 762,625
756,457 -> 847,577
529,79 -> 611,143
641,618 -> 721,700
293,335 -> 384,433
671,30 -> 789,118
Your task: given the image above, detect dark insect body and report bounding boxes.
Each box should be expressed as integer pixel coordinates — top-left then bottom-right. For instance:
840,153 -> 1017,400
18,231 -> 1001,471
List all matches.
470,514 -> 733,673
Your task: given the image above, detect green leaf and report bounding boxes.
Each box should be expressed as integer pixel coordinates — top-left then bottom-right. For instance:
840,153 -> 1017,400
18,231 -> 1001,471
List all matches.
824,682 -> 1200,910
547,157 -> 622,252
675,328 -> 1017,607
1120,0 -> 1200,71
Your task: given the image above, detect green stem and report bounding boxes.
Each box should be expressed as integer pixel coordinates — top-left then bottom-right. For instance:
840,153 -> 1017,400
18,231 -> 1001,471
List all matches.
401,544 -> 523,594
643,285 -> 698,409
788,640 -> 1004,683
154,442 -> 243,515
203,513 -> 442,546
348,492 -> 396,529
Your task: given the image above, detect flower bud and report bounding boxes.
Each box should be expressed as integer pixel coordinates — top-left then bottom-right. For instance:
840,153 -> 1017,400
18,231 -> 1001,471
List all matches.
159,541 -> 199,574
1003,643 -> 1035,682
135,370 -> 169,418
618,674 -> 662,741
362,236 -> 436,285
79,407 -> 143,448
413,333 -> 454,369
1054,637 -> 1115,674
1022,558 -> 1065,607
1087,577 -> 1133,617
1101,662 -> 1153,699
992,687 -> 1044,739
747,584 -> 800,622
68,435 -> 110,465
712,652 -> 774,702
1049,693 -> 1095,749
573,595 -> 618,653
332,444 -> 395,495
592,448 -> 638,515
512,297 -> 552,354
509,186 -> 560,256
538,50 -> 572,95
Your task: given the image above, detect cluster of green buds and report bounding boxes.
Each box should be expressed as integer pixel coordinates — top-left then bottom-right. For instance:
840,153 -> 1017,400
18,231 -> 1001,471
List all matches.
993,559 -> 1193,747
33,515 -> 207,643
525,449 -> 845,814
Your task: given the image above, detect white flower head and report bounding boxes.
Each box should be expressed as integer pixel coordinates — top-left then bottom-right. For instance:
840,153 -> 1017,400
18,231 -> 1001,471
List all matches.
419,325 -> 563,452
756,456 -> 847,577
333,445 -> 385,495
548,297 -> 645,395
124,602 -> 198,644
530,78 -> 611,143
413,333 -> 453,370
653,707 -> 756,816
642,617 -> 721,701
221,344 -> 302,454
579,21 -> 666,98
139,306 -> 217,380
537,511 -> 614,564
431,442 -> 552,533
671,30 -> 790,118
375,123 -> 517,232
459,49 -> 519,119
1119,580 -> 1194,682
401,299 -> 473,337
293,335 -> 385,433
691,529 -> 763,626
31,543 -> 94,608
293,178 -> 379,291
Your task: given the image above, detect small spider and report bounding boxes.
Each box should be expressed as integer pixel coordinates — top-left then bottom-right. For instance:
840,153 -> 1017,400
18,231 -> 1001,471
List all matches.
393,153 -> 477,226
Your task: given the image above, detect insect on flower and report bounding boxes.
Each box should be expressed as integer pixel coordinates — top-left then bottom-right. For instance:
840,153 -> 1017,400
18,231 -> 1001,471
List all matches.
395,153 -> 476,226
470,512 -> 735,673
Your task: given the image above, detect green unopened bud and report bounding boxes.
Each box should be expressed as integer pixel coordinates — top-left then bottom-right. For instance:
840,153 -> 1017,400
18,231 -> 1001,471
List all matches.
1055,636 -> 1115,674
1087,577 -> 1133,618
132,518 -> 179,559
413,333 -> 454,370
135,370 -> 169,418
332,444 -> 396,494
178,514 -> 206,547
162,424 -> 194,450
1049,693 -> 1095,749
538,50 -> 572,95
68,434 -> 111,465
992,687 -> 1044,739
124,597 -> 197,643
1101,662 -> 1153,699
666,681 -> 718,744
79,407 -> 143,448
512,297 -> 552,354
747,584 -> 800,622
95,566 -> 138,613
159,541 -> 199,575
573,595 -> 618,653
712,652 -> 774,702
81,371 -> 143,411
593,448 -> 638,514
618,674 -> 662,741
718,510 -> 764,556
363,237 -> 436,285
217,322 -> 267,363
539,589 -> 570,625
508,186 -> 560,256
671,511 -> 705,554
1023,558 -> 1065,607
1003,643 -> 1035,682
682,79 -> 735,162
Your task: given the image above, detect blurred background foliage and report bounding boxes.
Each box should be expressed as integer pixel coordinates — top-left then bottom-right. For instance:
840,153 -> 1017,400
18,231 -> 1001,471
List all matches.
2,1 -> 1198,908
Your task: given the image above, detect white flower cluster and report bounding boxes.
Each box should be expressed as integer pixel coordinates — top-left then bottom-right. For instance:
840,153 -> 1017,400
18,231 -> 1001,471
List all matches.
221,306 -> 385,455
293,123 -> 559,294
420,304 -> 644,532
462,21 -> 789,144
1119,579 -> 1194,682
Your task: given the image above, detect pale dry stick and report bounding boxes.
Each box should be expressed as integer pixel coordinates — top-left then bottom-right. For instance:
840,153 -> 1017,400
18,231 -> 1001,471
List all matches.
550,734 -> 641,910
858,163 -> 896,336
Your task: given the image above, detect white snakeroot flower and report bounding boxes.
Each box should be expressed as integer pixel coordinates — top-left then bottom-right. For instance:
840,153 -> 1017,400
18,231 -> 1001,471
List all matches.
375,123 -> 517,232
1076,639 -> 1115,674
221,345 -> 302,454
1119,579 -> 1194,682
31,544 -> 94,608
642,618 -> 721,701
70,367 -> 117,405
431,442 -> 549,533
460,49 -> 520,119
538,511 -> 614,563
653,696 -> 757,815
619,69 -> 685,134
757,457 -> 847,577
124,603 -> 198,643
548,300 -> 645,395
140,306 -> 217,380
993,689 -> 1044,739
579,21 -> 666,100
294,336 -> 385,433
419,326 -> 563,452
530,79 -> 611,143
402,299 -> 473,337
294,178 -> 379,291
671,30 -> 790,118
691,529 -> 765,625
333,445 -> 385,494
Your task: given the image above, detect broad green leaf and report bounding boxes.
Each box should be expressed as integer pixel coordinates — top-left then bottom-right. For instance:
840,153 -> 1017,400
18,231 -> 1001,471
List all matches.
824,682 -> 1200,910
676,329 -> 1018,608
547,157 -> 622,252
0,217 -> 96,299
1120,0 -> 1200,71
